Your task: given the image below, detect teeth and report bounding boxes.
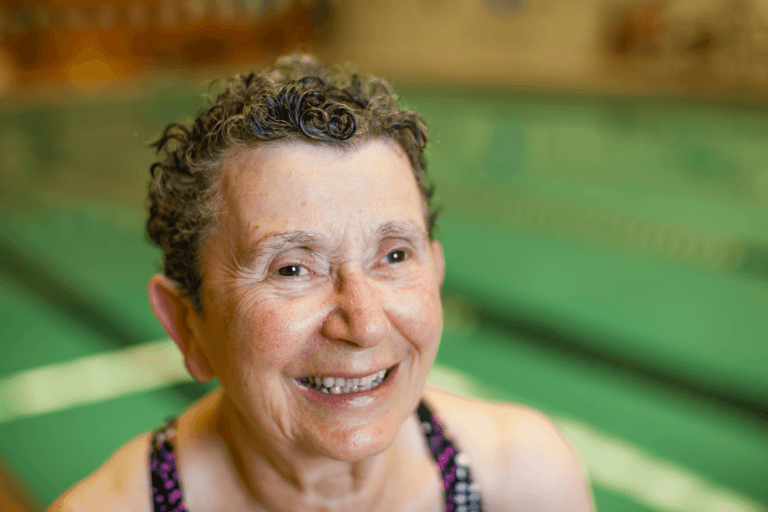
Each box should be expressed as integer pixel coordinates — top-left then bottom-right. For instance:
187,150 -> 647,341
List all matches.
299,368 -> 390,394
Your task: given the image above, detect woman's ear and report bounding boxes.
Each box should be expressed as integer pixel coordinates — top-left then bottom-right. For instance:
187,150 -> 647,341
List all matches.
148,274 -> 214,383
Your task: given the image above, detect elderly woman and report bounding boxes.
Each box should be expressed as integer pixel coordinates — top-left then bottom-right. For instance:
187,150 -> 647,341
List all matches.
48,55 -> 592,512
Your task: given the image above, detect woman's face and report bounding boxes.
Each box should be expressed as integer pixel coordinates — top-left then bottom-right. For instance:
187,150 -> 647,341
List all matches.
195,139 -> 445,461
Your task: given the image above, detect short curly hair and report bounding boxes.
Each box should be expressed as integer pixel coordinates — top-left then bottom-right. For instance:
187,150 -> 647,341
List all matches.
148,54 -> 437,314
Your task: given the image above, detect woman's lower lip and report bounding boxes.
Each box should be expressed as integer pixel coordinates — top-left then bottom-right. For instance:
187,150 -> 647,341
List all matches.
297,364 -> 399,406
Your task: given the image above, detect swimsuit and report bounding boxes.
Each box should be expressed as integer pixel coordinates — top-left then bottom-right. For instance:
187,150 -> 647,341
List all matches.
150,400 -> 483,512
150,400 -> 483,511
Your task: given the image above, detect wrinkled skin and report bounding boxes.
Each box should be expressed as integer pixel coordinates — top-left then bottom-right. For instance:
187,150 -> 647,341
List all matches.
194,138 -> 445,463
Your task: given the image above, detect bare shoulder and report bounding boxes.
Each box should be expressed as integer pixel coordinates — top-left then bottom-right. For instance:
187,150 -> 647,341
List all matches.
423,386 -> 593,512
45,432 -> 154,512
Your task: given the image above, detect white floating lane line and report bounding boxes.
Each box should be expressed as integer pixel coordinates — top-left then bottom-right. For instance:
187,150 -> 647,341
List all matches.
0,339 -> 192,424
0,340 -> 764,512
557,418 -> 766,512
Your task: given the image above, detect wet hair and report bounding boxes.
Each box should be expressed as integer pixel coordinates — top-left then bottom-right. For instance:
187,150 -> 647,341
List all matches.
148,54 -> 436,314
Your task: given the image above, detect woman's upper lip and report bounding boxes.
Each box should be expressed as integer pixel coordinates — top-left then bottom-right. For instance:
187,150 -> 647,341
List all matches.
295,364 -> 396,379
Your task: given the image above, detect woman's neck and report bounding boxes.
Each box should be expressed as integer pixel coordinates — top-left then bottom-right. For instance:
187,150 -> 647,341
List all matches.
212,392 -> 404,512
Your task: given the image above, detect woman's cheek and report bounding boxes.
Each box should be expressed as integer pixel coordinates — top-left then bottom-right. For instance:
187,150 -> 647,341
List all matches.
235,292 -> 331,369
387,285 -> 443,348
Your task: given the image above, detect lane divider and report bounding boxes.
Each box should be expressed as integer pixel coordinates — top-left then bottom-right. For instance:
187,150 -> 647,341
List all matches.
0,340 -> 764,512
0,340 -> 190,423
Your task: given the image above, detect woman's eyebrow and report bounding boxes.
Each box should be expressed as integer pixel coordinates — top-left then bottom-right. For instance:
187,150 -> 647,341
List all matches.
246,230 -> 326,262
240,222 -> 426,264
375,220 -> 428,241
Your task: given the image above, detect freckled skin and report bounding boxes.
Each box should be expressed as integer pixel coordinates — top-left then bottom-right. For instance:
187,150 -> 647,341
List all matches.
193,139 -> 445,464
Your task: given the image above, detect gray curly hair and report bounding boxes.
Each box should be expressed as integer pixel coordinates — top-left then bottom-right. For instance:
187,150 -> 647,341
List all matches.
148,54 -> 437,314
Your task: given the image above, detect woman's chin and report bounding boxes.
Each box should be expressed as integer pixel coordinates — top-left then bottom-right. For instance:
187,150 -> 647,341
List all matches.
308,420 -> 401,462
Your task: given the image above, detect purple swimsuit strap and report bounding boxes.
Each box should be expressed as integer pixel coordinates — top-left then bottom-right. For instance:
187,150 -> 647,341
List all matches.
149,419 -> 186,512
417,401 -> 484,512
150,401 -> 483,511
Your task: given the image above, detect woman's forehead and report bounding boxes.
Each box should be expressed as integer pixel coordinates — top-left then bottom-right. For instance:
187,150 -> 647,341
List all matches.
217,139 -> 428,241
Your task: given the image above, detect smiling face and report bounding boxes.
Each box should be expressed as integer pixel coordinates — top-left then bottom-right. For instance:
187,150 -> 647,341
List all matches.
190,139 -> 445,462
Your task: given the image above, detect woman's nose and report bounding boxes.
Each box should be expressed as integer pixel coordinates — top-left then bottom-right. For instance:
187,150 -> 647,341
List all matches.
321,267 -> 390,348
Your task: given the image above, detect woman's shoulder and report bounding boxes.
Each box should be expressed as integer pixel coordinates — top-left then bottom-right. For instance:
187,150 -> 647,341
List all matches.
423,385 -> 568,471
423,386 -> 594,512
45,432 -> 155,512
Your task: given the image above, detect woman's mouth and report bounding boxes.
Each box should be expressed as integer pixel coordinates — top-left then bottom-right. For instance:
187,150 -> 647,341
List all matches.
296,367 -> 394,395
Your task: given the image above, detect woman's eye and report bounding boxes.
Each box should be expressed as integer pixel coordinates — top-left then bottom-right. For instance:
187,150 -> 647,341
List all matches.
277,265 -> 303,277
385,249 -> 407,264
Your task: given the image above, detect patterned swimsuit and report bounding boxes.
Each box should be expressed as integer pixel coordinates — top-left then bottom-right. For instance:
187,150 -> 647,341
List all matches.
150,400 -> 483,511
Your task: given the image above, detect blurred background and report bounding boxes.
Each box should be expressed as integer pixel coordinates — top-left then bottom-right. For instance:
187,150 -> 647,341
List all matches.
0,0 -> 766,510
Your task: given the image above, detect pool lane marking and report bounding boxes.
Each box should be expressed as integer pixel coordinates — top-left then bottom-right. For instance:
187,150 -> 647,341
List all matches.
0,339 -> 764,512
0,339 -> 190,422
